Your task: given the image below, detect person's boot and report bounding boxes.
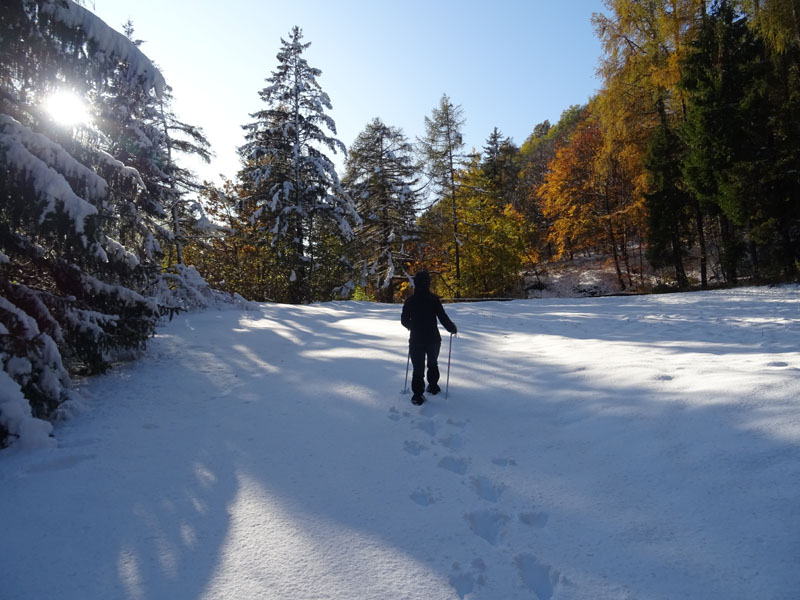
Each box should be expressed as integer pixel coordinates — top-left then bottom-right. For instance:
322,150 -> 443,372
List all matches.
426,383 -> 441,395
411,393 -> 425,405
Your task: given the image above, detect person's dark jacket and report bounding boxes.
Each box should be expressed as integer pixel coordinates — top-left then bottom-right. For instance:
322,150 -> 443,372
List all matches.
401,283 -> 457,344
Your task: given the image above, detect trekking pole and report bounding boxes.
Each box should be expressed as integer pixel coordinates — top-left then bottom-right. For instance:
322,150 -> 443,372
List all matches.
402,348 -> 411,394
445,333 -> 454,399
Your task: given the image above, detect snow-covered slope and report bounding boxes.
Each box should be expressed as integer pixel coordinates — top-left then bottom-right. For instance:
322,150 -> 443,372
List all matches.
2,287 -> 799,599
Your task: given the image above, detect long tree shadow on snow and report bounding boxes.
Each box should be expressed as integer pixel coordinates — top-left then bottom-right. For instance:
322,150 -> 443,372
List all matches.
148,294 -> 798,598
137,295 -> 798,598
21,293 -> 797,599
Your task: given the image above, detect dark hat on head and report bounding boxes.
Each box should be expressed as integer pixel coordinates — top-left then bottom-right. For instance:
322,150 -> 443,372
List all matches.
413,269 -> 431,289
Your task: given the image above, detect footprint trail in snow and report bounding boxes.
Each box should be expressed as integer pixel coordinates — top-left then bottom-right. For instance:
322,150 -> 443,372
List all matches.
390,396 -> 558,599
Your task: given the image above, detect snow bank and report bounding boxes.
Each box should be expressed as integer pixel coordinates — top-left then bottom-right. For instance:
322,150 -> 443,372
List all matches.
0,370 -> 55,450
155,264 -> 260,314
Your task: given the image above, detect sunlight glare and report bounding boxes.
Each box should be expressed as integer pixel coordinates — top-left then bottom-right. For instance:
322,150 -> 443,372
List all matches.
44,90 -> 91,126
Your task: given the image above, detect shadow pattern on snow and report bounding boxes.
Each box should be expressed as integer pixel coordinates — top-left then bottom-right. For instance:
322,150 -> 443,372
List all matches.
2,289 -> 799,599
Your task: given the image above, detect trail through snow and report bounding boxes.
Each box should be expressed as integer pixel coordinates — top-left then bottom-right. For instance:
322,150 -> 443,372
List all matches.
2,287 -> 799,599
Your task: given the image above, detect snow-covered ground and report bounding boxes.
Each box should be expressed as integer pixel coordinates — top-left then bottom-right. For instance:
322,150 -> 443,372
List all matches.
2,286 -> 799,600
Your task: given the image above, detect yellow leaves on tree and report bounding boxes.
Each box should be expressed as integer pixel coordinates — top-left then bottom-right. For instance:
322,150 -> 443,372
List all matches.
538,111 -> 644,290
418,157 -> 529,298
592,0 -> 703,197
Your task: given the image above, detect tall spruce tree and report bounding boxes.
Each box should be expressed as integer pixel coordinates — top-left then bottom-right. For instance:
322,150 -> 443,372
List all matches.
0,0 -> 167,447
682,1 -> 800,280
110,22 -> 215,310
0,2 -> 222,448
644,101 -> 691,288
238,26 -> 360,303
418,94 -> 468,297
342,118 -> 419,302
481,127 -> 520,209
679,1 -> 756,282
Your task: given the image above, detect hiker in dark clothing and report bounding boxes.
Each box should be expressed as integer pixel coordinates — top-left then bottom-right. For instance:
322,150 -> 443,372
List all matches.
401,270 -> 457,405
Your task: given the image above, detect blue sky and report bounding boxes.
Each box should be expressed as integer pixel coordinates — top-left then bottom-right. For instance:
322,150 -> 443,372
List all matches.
92,0 -> 608,183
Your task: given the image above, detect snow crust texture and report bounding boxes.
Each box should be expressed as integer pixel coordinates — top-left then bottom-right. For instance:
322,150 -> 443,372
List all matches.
1,286 -> 799,599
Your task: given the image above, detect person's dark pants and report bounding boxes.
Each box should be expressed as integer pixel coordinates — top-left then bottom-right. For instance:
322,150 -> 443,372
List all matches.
410,340 -> 440,396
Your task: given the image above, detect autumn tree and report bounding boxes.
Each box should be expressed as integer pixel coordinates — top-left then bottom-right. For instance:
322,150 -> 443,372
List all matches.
517,105 -> 586,265
418,94 -> 468,297
538,110 -> 641,290
593,0 -> 707,286
456,157 -> 528,297
740,0 -> 800,53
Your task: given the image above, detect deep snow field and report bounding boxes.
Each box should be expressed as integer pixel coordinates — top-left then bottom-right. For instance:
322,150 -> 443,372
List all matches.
2,286 -> 799,600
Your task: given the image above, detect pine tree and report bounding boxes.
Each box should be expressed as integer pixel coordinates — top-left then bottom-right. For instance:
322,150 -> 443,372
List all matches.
682,1 -> 800,280
0,0 -> 168,447
342,118 -> 419,302
481,127 -> 520,209
644,101 -> 691,288
418,94 -> 468,297
238,26 -> 360,303
109,22 -> 215,312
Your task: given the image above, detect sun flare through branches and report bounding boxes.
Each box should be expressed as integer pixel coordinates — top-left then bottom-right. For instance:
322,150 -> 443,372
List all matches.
44,90 -> 91,127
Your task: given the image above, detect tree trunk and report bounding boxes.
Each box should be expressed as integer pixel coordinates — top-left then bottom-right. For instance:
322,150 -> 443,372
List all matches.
694,197 -> 707,288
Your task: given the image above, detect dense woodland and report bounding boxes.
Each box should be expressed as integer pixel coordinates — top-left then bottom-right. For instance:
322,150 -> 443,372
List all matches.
1,0 -> 799,446
188,0 -> 800,302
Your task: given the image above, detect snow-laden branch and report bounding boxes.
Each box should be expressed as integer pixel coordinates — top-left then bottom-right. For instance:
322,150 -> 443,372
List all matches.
1,114 -> 107,199
39,0 -> 166,98
0,122 -> 97,234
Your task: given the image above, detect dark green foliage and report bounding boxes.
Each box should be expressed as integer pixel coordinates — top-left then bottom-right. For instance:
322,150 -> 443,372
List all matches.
342,118 -> 419,302
644,102 -> 691,288
0,1 -> 209,447
680,0 -> 800,281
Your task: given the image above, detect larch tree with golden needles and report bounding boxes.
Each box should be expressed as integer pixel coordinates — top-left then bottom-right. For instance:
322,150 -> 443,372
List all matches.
418,94 -> 469,297
593,0 -> 707,287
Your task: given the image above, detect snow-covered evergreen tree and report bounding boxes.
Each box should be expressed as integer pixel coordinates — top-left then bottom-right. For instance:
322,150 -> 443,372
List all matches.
238,26 -> 360,303
342,118 -> 420,302
0,1 -> 217,448
103,22 -> 216,316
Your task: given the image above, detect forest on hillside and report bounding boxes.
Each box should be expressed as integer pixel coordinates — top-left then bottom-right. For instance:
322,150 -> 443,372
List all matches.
188,0 -> 800,303
1,0 -> 799,446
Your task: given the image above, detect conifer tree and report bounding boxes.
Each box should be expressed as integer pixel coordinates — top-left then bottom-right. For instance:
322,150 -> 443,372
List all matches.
0,0 -> 167,447
682,1 -> 800,280
481,127 -> 520,209
644,102 -> 692,288
418,94 -> 468,297
0,2 -> 221,448
342,118 -> 419,302
238,26 -> 360,303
